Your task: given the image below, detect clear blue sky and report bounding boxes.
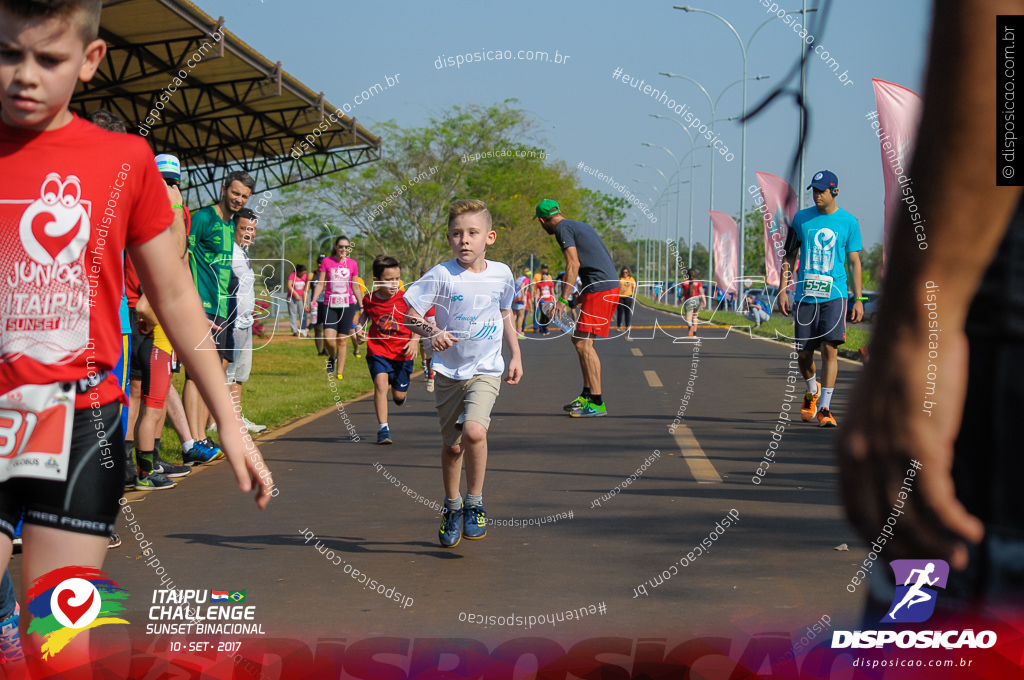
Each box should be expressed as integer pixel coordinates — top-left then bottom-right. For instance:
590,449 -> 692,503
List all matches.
198,0 -> 931,249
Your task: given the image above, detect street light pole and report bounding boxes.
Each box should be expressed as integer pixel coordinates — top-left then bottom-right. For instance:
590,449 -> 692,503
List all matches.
636,164 -> 671,294
642,143 -> 682,296
659,73 -> 765,289
676,6 -> 753,300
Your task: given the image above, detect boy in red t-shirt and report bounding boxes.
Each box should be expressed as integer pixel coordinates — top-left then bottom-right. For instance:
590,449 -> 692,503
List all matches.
0,0 -> 273,667
356,256 -> 418,445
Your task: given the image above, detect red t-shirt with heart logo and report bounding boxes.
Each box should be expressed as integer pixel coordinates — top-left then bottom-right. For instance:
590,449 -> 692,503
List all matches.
0,115 -> 172,407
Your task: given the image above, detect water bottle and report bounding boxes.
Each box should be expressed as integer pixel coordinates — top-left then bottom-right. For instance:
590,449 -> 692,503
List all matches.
539,300 -> 576,332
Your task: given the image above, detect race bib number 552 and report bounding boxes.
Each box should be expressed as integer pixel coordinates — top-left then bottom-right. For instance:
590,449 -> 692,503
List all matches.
0,383 -> 74,483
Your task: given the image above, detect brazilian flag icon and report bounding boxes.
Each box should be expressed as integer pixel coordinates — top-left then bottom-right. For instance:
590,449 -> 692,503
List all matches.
229,591 -> 246,602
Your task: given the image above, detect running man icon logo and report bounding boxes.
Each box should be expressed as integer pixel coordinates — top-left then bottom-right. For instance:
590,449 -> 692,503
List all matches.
883,559 -> 950,623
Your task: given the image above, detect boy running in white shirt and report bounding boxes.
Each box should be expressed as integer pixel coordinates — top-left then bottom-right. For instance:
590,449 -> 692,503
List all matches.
404,199 -> 522,547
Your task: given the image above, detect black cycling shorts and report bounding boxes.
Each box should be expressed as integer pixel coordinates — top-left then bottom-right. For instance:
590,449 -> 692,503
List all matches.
324,306 -> 358,334
128,307 -> 146,379
0,402 -> 125,539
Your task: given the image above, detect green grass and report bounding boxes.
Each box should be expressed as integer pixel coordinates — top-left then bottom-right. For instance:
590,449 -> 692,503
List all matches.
635,295 -> 870,353
156,335 -> 403,463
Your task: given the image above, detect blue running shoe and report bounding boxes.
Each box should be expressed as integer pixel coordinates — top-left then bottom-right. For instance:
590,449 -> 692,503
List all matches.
0,603 -> 24,664
183,440 -> 222,466
377,425 -> 392,445
463,505 -> 487,540
439,507 -> 463,548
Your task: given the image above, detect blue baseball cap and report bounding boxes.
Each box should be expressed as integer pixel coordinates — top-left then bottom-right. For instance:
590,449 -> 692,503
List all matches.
808,170 -> 838,191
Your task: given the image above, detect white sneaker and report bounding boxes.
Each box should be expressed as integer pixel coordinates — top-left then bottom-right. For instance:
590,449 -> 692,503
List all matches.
426,378 -> 434,393
208,421 -> 217,433
242,416 -> 267,433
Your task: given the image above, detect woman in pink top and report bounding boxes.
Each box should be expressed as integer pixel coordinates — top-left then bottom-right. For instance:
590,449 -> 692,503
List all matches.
286,264 -> 309,336
311,236 -> 364,379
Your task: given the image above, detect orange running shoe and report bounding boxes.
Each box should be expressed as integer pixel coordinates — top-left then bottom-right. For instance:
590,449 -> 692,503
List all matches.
817,407 -> 837,427
801,384 -> 818,422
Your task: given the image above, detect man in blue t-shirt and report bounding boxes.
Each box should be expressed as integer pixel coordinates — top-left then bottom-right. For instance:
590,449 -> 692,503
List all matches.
778,170 -> 865,427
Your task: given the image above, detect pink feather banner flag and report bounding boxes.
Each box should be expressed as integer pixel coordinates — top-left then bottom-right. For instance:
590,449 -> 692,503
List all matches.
710,210 -> 739,296
754,171 -> 797,287
871,78 -> 923,260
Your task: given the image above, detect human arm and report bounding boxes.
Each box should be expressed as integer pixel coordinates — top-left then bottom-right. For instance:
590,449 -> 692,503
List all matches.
311,269 -> 326,305
403,332 -> 419,359
165,183 -> 188,266
837,0 -> 1024,570
352,263 -> 365,308
501,309 -> 523,385
778,247 -> 797,316
135,292 -> 157,334
355,310 -> 369,343
556,246 -> 581,317
847,251 -> 864,323
404,307 -> 458,351
129,229 -> 273,509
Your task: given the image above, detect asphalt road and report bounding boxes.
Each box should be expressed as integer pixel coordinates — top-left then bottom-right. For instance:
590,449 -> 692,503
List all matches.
8,302 -> 870,672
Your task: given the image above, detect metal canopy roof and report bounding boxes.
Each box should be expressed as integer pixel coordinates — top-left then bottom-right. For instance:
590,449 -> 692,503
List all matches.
72,0 -> 381,206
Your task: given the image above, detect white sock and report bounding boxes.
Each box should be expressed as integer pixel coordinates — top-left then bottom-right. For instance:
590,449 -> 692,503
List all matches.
379,423 -> 388,430
820,388 -> 834,411
805,377 -> 818,395
181,439 -> 195,453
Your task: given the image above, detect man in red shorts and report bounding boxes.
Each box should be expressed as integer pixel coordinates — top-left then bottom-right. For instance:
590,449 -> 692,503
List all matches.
537,199 -> 619,417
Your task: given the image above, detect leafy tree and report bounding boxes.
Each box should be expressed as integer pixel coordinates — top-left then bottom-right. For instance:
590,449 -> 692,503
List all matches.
273,101 -> 655,285
860,241 -> 884,292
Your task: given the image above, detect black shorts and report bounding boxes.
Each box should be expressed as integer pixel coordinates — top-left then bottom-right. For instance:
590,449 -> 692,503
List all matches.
315,302 -> 328,326
128,307 -> 145,380
0,403 -> 125,539
793,297 -> 847,353
324,306 -> 358,334
209,314 -> 234,363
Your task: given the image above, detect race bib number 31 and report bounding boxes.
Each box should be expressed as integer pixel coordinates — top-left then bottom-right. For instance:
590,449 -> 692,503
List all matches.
0,383 -> 74,483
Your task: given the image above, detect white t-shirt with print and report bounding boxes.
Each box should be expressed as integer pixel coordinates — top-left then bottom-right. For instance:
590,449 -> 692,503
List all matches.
405,259 -> 514,380
231,242 -> 256,330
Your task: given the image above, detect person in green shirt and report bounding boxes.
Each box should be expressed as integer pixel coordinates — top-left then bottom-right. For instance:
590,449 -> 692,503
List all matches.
183,171 -> 254,463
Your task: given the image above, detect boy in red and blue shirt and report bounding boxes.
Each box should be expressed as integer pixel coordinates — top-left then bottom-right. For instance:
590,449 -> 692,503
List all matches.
357,255 -> 419,445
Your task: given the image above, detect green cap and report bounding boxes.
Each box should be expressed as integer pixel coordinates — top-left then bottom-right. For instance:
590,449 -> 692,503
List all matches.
535,199 -> 560,219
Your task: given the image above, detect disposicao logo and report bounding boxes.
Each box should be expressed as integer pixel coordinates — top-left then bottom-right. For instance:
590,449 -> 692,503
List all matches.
884,559 -> 948,624
832,559 -> 997,650
26,566 -> 129,658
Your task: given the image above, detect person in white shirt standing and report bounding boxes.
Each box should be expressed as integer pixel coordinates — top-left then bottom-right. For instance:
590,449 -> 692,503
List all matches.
225,208 -> 266,434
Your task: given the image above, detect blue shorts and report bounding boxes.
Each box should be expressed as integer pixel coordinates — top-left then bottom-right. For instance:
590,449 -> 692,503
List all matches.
366,354 -> 413,392
794,297 -> 847,353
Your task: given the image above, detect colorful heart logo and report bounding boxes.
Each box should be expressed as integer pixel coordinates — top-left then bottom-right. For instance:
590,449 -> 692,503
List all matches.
55,587 -> 95,626
31,210 -> 82,262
